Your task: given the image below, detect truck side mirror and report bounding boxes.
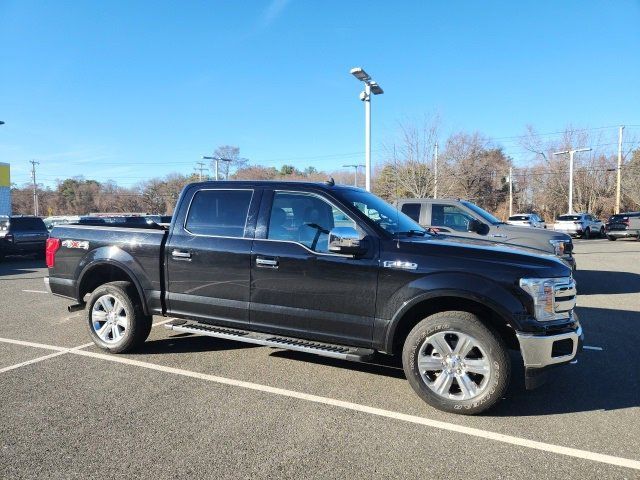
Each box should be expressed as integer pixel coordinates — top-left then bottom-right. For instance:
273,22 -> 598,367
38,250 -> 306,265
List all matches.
328,227 -> 365,255
467,219 -> 488,235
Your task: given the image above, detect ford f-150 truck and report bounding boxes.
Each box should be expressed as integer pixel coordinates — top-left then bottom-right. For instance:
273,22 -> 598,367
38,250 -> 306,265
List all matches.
45,181 -> 582,414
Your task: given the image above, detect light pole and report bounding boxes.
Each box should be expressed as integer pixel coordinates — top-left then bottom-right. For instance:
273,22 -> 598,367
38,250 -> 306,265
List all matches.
350,67 -> 383,192
553,147 -> 591,214
342,164 -> 365,187
202,155 -> 232,180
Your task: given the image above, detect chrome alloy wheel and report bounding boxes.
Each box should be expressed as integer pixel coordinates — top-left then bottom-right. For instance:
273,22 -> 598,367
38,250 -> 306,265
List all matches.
417,331 -> 491,401
91,294 -> 128,344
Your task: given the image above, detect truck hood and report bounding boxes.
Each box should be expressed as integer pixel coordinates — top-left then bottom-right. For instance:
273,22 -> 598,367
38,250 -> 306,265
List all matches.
397,233 -> 571,278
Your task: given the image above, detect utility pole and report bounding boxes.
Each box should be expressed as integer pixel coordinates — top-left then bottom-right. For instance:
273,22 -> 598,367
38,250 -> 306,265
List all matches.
30,160 -> 39,216
433,141 -> 438,199
553,147 -> 591,214
508,167 -> 513,217
343,164 -> 365,187
615,125 -> 624,214
202,155 -> 232,181
194,161 -> 208,181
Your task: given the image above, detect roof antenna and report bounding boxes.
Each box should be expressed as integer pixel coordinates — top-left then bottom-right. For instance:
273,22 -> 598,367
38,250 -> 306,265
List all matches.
394,144 -> 400,249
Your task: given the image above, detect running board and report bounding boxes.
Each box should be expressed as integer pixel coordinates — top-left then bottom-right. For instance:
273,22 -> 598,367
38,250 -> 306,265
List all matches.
164,320 -> 375,362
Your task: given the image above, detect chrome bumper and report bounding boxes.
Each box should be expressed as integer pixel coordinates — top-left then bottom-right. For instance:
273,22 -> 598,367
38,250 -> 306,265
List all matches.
43,277 -> 51,293
516,326 -> 583,368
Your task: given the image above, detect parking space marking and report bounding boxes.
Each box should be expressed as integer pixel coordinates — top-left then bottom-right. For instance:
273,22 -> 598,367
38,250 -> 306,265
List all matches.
21,289 -> 49,294
0,350 -> 68,373
152,318 -> 174,327
53,341 -> 640,471
583,346 -> 604,351
0,331 -> 637,470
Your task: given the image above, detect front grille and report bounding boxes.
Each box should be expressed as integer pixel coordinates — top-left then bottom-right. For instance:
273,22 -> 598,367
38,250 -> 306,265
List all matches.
554,280 -> 576,313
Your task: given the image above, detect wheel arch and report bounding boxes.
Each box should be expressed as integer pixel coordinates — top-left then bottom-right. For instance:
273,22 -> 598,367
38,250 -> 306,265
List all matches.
77,260 -> 148,315
384,291 -> 519,355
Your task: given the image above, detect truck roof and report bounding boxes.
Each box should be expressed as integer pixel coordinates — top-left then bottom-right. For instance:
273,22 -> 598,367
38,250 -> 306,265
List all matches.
187,179 -> 361,192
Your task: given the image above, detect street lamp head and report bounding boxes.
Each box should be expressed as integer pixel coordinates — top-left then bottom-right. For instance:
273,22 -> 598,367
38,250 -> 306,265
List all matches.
350,67 -> 371,82
369,82 -> 384,95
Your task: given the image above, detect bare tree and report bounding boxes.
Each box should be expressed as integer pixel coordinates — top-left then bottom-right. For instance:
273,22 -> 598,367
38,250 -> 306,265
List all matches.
210,145 -> 249,180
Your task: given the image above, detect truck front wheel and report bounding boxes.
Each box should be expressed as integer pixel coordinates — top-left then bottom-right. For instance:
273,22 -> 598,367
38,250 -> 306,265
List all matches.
402,311 -> 510,415
86,281 -> 152,353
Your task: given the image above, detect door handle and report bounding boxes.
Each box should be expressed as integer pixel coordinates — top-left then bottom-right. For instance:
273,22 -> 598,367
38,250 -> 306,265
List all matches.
171,249 -> 192,259
256,256 -> 279,268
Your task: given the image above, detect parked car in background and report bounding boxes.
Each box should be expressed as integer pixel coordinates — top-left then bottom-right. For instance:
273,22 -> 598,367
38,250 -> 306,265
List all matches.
76,216 -> 154,228
0,216 -> 49,260
605,212 -> 640,241
507,213 -> 546,229
44,216 -> 81,231
396,198 -> 575,270
552,213 -> 604,239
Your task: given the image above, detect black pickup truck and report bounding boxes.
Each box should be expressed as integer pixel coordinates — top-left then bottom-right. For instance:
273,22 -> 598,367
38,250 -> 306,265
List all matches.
45,181 -> 583,414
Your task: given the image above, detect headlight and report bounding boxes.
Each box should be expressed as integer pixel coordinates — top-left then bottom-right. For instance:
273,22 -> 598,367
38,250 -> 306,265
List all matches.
549,239 -> 565,256
519,277 -> 576,321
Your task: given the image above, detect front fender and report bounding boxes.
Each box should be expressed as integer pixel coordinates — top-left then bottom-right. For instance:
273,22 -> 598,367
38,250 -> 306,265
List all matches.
379,272 -> 527,353
75,246 -> 151,314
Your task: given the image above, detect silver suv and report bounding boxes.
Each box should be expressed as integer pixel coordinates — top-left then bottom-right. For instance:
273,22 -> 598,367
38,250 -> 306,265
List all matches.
552,213 -> 604,239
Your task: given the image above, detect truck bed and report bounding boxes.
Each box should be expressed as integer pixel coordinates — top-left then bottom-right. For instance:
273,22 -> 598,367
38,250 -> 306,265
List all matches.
47,224 -> 167,313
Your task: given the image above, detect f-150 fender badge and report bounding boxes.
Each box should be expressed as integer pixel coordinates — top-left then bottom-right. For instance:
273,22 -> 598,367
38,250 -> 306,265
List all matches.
62,239 -> 89,250
383,260 -> 418,270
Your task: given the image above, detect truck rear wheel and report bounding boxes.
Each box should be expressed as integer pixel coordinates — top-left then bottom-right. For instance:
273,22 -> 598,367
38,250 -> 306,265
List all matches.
402,311 -> 510,415
86,281 -> 152,353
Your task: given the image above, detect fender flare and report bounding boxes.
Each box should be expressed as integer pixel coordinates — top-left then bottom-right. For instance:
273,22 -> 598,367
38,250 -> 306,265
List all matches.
381,276 -> 525,354
75,249 -> 150,315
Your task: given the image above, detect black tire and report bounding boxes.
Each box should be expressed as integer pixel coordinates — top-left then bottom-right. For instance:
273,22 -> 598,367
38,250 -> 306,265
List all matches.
607,235 -> 617,241
583,228 -> 590,239
86,281 -> 152,353
402,311 -> 510,415
599,227 -> 605,238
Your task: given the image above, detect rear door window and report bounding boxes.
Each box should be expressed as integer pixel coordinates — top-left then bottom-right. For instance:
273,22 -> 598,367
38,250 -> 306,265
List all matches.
185,189 -> 253,238
400,203 -> 421,223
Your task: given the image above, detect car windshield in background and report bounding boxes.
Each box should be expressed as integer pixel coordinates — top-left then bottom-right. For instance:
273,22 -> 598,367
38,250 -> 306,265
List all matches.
461,201 -> 502,225
508,215 -> 530,221
336,189 -> 429,236
558,215 -> 581,221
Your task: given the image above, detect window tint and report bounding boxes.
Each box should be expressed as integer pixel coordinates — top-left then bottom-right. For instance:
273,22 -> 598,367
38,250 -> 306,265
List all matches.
557,215 -> 581,221
401,203 -> 421,223
11,217 -> 47,231
268,191 -> 359,253
430,204 -> 473,232
508,215 -> 529,221
185,189 -> 252,237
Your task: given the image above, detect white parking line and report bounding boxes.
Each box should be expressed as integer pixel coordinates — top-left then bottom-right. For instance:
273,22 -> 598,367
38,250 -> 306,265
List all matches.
0,335 -> 637,471
583,346 -> 604,351
0,350 -> 68,373
21,289 -> 49,294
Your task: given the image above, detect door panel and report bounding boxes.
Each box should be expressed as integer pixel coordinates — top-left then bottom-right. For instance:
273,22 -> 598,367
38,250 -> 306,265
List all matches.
165,188 -> 258,327
250,190 -> 378,347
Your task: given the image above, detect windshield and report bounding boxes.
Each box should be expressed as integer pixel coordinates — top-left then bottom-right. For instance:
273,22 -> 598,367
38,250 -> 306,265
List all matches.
336,189 -> 428,236
558,215 -> 581,221
508,215 -> 530,221
461,201 -> 502,225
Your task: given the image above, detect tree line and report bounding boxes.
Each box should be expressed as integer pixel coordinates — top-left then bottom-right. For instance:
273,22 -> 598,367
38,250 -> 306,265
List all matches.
10,125 -> 640,221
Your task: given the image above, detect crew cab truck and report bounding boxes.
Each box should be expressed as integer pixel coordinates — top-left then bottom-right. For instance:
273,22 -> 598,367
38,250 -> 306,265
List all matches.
45,181 -> 583,415
397,198 -> 576,270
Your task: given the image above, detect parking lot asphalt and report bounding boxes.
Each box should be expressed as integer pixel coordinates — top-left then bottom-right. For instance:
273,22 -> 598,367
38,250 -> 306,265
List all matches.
1,237 -> 639,479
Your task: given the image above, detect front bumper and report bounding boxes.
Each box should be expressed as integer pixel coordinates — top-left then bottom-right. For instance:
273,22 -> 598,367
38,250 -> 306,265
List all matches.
606,230 -> 638,238
516,325 -> 584,389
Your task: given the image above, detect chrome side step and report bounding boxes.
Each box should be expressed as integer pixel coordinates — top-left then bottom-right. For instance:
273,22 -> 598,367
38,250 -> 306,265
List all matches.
164,320 -> 375,362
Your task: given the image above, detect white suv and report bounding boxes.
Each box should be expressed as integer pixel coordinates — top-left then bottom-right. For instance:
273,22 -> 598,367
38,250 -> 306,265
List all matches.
507,213 -> 546,229
553,213 -> 604,239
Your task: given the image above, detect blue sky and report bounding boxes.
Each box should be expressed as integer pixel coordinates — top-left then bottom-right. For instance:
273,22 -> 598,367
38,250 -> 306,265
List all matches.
1,0 -> 639,187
